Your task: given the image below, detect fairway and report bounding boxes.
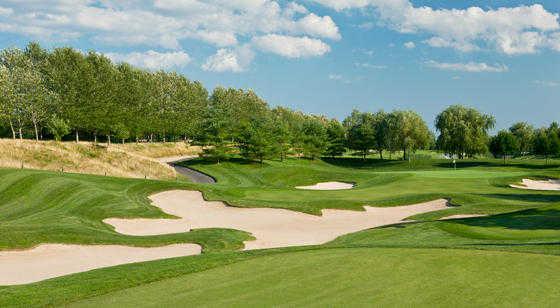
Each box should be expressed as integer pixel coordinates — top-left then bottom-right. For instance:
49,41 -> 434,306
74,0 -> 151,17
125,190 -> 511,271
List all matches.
71,248 -> 560,307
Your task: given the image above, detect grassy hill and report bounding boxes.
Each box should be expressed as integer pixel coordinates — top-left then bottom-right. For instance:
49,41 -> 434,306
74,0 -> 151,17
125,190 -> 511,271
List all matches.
0,139 -> 201,180
1,157 -> 559,306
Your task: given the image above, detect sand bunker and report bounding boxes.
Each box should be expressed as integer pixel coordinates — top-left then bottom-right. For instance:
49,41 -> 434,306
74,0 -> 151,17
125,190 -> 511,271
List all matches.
510,179 -> 560,191
106,190 -> 450,250
1,190 -> 450,285
0,243 -> 200,285
295,181 -> 354,190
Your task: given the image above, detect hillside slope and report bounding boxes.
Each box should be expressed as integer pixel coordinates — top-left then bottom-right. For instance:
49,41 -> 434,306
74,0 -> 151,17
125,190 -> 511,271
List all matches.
0,139 -> 201,180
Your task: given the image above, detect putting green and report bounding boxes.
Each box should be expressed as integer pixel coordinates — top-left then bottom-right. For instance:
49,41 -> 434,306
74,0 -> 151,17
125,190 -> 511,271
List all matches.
71,248 -> 560,307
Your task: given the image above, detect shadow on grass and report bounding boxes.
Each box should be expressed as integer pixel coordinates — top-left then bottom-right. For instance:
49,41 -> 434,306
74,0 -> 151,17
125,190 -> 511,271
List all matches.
457,209 -> 560,231
321,157 -> 432,170
480,193 -> 560,203
435,161 -> 560,170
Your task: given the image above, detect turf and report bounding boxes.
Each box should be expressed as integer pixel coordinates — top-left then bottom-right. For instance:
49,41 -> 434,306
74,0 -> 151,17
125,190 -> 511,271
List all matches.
70,248 -> 560,307
1,156 -> 559,307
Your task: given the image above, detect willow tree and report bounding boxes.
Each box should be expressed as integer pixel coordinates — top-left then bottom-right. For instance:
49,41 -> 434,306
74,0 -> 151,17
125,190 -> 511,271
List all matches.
435,105 -> 495,158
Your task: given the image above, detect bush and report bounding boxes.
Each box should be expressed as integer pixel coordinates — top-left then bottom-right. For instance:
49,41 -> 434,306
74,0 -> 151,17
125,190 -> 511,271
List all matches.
47,116 -> 70,141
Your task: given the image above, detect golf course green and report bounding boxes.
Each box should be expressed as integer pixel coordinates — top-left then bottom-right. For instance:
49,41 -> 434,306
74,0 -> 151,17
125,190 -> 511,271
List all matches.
1,156 -> 559,307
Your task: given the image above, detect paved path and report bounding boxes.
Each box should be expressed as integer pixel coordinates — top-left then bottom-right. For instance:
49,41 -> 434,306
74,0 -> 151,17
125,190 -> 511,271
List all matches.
164,157 -> 216,184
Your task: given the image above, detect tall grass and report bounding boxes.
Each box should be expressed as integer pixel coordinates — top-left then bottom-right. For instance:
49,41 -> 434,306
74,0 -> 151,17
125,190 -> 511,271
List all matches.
0,139 -> 201,179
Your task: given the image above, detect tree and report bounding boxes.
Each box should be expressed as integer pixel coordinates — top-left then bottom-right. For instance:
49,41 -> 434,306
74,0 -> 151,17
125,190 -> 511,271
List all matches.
343,110 -> 376,159
47,115 -> 70,141
489,130 -> 519,164
533,127 -> 560,164
324,119 -> 346,157
435,105 -> 495,158
301,117 -> 328,159
509,122 -> 534,156
390,110 -> 431,160
238,116 -> 277,163
0,64 -> 16,139
47,47 -> 94,142
112,123 -> 130,144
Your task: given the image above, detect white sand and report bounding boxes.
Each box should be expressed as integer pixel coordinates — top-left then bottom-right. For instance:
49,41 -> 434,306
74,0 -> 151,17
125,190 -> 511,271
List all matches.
295,181 -> 354,190
0,243 -> 200,285
440,214 -> 487,220
106,190 -> 450,250
510,179 -> 560,191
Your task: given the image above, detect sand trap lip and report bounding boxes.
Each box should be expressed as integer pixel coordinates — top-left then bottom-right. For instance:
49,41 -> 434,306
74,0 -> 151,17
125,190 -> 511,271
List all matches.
295,181 -> 354,190
510,179 -> 560,191
106,190 -> 450,250
440,214 -> 487,220
0,243 -> 200,286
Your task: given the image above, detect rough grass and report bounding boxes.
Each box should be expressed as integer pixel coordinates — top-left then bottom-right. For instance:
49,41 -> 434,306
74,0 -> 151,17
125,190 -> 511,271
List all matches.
0,139 -> 201,180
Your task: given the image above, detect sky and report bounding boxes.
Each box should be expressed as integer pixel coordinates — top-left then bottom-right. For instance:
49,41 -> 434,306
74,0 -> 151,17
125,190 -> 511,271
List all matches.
0,0 -> 559,130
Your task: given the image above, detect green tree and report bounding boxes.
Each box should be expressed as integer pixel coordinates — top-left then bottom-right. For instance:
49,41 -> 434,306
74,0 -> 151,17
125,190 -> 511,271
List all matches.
435,105 -> 495,158
47,115 -> 70,141
390,110 -> 431,160
0,64 -> 16,139
489,130 -> 519,164
301,117 -> 328,159
238,116 -> 277,163
343,110 -> 376,159
509,122 -> 534,155
325,119 -> 346,157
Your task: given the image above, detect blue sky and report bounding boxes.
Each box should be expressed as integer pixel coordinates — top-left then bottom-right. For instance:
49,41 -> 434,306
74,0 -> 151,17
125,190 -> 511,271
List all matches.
0,0 -> 558,130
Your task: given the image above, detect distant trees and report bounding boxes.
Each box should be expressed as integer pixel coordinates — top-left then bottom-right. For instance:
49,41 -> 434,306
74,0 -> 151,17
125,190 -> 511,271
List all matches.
342,109 -> 431,160
435,105 -> 495,158
2,42 -> 559,164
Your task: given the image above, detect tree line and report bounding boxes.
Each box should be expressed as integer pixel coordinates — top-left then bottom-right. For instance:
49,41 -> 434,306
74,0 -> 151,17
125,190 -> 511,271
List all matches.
1,42 -> 558,163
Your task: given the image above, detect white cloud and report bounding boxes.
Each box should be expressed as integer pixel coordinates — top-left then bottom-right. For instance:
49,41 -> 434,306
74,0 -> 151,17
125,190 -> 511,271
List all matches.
425,60 -> 508,73
0,6 -> 13,15
0,0 -> 340,69
534,80 -> 560,87
328,74 -> 342,80
313,1 -> 560,55
202,45 -> 255,72
403,41 -> 415,49
106,50 -> 191,70
354,62 -> 387,69
252,34 -> 331,58
296,13 -> 341,40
